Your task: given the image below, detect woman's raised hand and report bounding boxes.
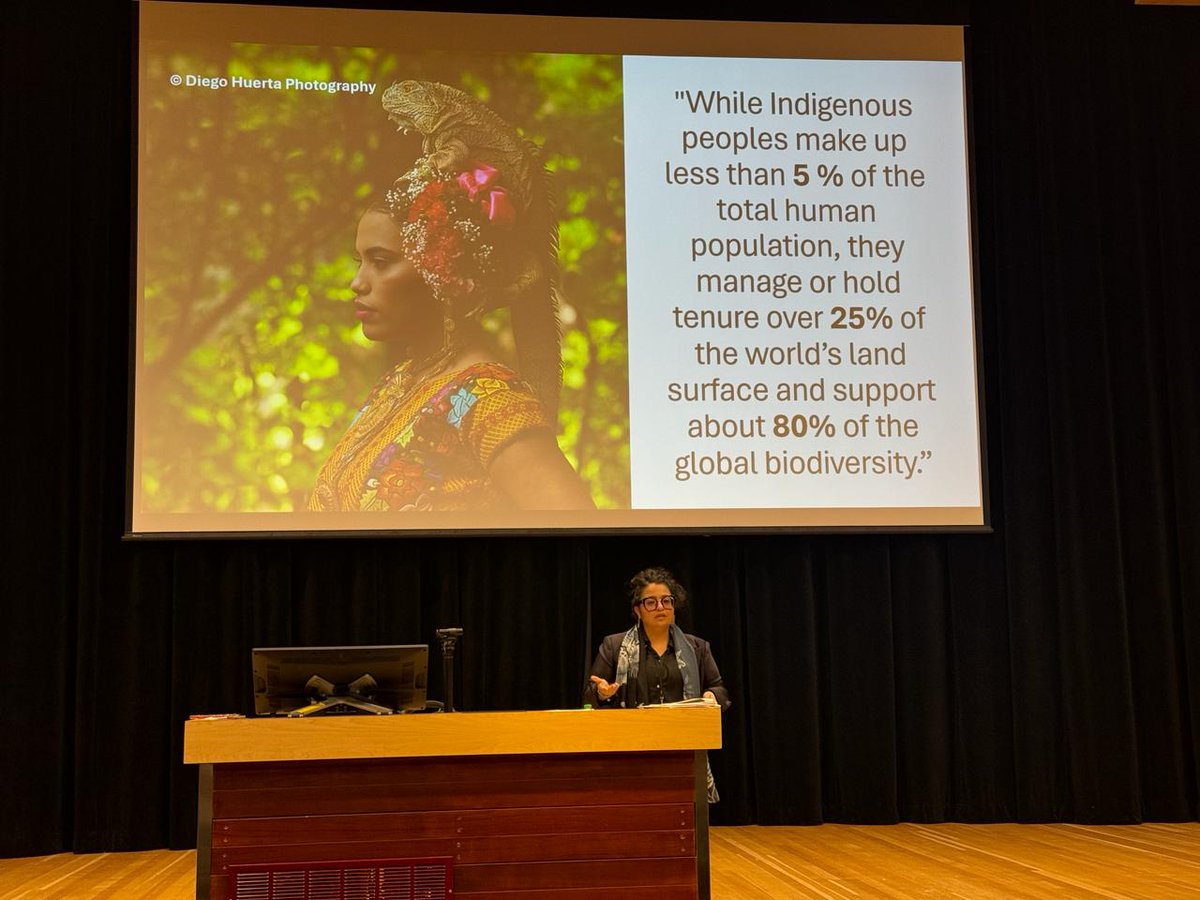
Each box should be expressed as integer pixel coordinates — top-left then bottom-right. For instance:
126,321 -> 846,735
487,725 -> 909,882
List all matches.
590,675 -> 619,700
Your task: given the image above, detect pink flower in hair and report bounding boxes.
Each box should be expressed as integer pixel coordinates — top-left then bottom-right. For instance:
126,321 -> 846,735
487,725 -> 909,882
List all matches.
457,163 -> 516,224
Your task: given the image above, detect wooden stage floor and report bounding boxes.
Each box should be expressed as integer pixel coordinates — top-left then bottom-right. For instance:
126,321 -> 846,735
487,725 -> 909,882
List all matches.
1,823 -> 1197,898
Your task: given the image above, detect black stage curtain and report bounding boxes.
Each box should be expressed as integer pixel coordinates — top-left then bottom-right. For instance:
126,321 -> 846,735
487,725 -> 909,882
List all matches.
1,0 -> 1197,858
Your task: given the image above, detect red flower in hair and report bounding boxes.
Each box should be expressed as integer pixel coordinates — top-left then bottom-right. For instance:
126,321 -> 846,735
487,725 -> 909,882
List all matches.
386,157 -> 515,301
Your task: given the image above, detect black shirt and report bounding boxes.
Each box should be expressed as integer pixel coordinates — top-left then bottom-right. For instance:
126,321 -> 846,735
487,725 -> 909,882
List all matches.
636,628 -> 684,706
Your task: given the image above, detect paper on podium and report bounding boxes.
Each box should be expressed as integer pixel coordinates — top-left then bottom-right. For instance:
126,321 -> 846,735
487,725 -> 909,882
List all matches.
639,696 -> 719,708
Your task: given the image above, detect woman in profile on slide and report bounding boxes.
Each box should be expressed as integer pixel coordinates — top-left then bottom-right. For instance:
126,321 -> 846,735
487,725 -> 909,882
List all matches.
308,80 -> 593,513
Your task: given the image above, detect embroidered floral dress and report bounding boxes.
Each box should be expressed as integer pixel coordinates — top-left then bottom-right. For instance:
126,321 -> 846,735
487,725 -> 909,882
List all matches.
308,362 -> 550,511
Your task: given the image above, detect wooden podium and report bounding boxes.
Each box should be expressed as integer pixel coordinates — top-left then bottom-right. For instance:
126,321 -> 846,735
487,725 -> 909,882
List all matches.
184,707 -> 722,899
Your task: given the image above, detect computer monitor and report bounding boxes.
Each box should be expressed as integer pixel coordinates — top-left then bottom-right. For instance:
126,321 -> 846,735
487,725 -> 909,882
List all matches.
252,644 -> 429,716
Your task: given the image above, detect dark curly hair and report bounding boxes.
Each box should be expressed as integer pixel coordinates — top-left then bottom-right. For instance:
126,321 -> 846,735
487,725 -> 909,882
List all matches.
628,567 -> 688,617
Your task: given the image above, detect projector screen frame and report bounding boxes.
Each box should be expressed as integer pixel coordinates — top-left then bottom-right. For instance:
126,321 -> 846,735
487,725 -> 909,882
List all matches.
127,1 -> 991,538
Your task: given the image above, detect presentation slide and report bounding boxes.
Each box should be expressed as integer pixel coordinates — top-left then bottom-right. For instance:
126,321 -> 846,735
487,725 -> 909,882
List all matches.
132,1 -> 984,535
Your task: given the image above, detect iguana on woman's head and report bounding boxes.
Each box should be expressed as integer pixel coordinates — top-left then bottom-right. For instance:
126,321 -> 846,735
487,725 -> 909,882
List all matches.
382,79 -> 539,211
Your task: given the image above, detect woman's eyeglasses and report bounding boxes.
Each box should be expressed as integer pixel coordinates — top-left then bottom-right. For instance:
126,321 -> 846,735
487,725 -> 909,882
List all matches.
639,596 -> 675,611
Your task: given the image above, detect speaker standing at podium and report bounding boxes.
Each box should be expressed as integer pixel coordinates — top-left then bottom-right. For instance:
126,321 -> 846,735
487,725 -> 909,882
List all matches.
584,567 -> 732,711
584,567 -> 730,802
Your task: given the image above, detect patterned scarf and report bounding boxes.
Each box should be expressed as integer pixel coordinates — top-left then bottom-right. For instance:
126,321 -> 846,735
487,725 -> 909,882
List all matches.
614,623 -> 720,803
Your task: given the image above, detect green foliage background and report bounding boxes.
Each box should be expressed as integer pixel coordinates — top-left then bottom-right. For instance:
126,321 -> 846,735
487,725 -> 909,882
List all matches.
139,45 -> 629,512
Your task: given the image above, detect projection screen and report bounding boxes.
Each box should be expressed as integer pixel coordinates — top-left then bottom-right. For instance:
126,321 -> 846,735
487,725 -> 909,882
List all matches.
132,1 -> 985,535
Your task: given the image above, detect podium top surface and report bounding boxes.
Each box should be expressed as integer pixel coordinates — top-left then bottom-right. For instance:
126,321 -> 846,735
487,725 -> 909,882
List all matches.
183,706 -> 722,764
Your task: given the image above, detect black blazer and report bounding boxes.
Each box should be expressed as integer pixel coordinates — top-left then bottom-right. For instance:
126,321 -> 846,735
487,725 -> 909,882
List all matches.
582,630 -> 732,710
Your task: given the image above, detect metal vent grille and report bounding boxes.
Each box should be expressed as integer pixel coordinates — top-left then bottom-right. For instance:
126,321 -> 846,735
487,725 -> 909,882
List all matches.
229,857 -> 453,900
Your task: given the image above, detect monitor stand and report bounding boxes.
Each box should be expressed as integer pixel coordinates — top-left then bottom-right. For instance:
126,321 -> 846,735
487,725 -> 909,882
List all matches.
287,695 -> 393,716
286,674 -> 394,716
